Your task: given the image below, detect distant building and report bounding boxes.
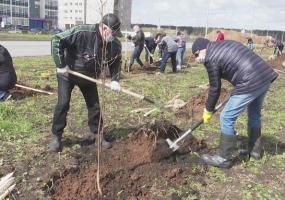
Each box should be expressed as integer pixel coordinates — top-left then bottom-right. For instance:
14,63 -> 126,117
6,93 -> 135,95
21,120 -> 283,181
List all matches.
58,0 -> 85,29
58,0 -> 132,30
30,0 -> 58,30
0,0 -> 58,29
42,0 -> 58,29
0,0 -> 29,27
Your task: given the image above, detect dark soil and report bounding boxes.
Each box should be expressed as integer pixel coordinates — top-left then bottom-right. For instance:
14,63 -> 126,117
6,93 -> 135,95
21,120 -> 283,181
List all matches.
9,84 -> 55,100
51,120 -> 208,200
267,54 -> 285,71
184,55 -> 196,67
175,88 -> 231,121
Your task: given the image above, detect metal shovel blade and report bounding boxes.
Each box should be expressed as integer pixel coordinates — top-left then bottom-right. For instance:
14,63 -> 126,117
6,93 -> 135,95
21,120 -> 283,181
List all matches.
166,138 -> 180,152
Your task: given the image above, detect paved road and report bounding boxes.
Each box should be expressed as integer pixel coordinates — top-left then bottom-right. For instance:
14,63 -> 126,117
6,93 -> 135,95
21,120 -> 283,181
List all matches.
0,41 -> 192,57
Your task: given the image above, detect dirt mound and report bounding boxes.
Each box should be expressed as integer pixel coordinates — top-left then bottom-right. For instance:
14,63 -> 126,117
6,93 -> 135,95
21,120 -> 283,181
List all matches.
267,54 -> 285,71
10,84 -> 55,100
208,30 -> 269,44
176,88 -> 230,121
10,87 -> 36,100
184,55 -> 196,66
51,120 -> 208,200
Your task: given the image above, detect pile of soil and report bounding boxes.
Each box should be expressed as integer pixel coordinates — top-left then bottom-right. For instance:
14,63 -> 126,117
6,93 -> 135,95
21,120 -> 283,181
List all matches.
175,88 -> 230,121
207,29 -> 269,44
184,55 -> 196,66
10,87 -> 37,100
51,120 -> 208,200
10,84 -> 54,100
267,54 -> 285,71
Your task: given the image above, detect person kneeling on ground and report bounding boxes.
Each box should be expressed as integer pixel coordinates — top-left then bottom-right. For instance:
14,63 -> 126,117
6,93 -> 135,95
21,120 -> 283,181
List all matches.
192,38 -> 278,168
49,13 -> 123,152
0,44 -> 17,102
157,34 -> 178,74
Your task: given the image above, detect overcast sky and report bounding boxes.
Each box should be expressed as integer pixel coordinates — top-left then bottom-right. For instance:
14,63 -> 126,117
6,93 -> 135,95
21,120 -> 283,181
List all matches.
131,0 -> 285,31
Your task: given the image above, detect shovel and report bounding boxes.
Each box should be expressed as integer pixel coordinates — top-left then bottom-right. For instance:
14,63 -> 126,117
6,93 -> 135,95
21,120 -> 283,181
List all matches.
144,44 -> 154,57
166,99 -> 229,151
67,69 -> 160,106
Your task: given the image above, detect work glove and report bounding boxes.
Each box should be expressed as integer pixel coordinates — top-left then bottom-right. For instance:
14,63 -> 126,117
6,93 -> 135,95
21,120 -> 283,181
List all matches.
203,108 -> 213,123
110,81 -> 121,92
56,66 -> 69,75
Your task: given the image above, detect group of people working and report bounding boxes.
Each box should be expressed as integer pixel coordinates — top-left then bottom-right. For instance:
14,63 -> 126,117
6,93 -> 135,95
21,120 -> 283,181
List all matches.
127,26 -> 187,73
1,13 -> 279,169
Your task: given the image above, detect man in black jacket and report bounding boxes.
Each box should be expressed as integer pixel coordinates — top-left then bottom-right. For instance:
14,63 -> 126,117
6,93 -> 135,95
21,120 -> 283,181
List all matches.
127,25 -> 145,69
0,45 -> 17,101
49,13 -> 122,152
192,38 -> 278,168
273,39 -> 284,56
144,36 -> 157,64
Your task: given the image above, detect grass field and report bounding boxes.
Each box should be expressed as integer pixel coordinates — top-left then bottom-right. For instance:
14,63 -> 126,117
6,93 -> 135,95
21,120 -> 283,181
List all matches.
0,47 -> 284,199
0,32 -> 53,41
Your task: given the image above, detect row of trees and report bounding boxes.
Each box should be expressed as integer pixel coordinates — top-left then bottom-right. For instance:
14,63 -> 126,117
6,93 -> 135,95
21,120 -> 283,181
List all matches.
133,23 -> 285,41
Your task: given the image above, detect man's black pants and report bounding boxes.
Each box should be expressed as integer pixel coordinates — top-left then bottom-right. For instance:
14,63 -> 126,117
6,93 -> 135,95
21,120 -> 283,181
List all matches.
129,45 -> 144,68
51,75 -> 102,136
145,47 -> 155,64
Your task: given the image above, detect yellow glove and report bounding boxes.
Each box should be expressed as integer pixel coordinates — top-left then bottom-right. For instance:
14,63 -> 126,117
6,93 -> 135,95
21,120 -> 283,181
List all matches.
203,108 -> 213,123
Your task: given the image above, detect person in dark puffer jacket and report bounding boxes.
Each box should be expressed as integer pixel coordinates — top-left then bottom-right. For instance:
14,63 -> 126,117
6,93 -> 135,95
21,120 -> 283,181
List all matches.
144,36 -> 157,64
0,45 -> 17,101
192,38 -> 278,168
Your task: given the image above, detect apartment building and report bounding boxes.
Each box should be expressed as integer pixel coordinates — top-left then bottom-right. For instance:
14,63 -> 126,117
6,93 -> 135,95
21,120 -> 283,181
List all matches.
58,0 -> 84,29
0,0 -> 58,29
58,0 -> 132,30
0,0 -> 29,27
42,0 -> 58,28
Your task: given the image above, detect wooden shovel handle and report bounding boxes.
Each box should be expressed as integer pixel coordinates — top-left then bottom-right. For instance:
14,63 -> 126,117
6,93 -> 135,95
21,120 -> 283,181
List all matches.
67,69 -> 147,101
15,84 -> 54,95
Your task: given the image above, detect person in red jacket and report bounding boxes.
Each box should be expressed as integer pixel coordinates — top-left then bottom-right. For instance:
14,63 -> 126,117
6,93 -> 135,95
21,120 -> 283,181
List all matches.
216,30 -> 224,41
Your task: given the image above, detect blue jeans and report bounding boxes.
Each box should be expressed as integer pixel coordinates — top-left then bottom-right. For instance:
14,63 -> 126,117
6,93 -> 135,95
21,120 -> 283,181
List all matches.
176,47 -> 185,66
220,83 -> 271,135
0,90 -> 7,99
160,51 -> 177,72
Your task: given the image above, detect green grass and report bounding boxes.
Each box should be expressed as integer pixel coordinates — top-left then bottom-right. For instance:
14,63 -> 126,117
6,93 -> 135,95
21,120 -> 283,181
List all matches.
0,32 -> 52,41
0,49 -> 285,199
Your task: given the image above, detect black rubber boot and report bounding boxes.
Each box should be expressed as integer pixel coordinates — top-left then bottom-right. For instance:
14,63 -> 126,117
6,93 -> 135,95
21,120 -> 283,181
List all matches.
202,133 -> 237,168
248,127 -> 263,160
95,134 -> 112,149
237,134 -> 249,158
48,134 -> 63,152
